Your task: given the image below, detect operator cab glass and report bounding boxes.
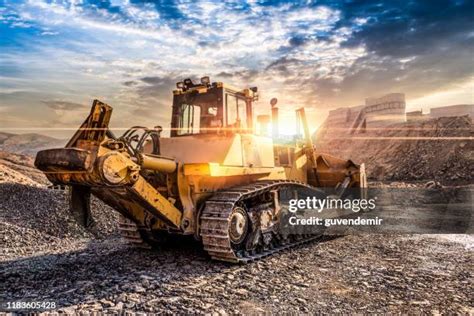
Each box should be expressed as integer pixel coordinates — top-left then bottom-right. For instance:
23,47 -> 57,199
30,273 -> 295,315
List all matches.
225,93 -> 248,131
171,84 -> 252,137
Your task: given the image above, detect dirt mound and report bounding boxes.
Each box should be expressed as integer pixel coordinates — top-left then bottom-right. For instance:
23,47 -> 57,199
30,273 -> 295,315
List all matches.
0,183 -> 119,258
0,151 -> 49,185
0,164 -> 42,186
315,115 -> 473,184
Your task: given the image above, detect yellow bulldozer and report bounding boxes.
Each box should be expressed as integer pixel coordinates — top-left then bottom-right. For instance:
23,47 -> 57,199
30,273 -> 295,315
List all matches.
35,77 -> 366,263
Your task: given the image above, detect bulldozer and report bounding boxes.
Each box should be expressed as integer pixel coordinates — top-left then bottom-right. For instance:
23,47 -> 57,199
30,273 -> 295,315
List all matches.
35,77 -> 366,263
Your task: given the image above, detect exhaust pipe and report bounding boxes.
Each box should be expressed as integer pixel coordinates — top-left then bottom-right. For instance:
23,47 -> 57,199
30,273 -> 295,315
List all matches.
270,98 -> 279,138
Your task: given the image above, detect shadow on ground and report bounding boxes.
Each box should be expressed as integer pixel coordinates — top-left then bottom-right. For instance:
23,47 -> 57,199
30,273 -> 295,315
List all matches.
0,237 -> 232,310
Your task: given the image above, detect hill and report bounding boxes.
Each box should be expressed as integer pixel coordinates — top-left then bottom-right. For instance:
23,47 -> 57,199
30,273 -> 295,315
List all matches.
0,132 -> 65,156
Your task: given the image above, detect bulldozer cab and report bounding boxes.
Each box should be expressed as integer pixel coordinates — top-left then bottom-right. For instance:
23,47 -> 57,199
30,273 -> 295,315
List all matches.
170,78 -> 256,136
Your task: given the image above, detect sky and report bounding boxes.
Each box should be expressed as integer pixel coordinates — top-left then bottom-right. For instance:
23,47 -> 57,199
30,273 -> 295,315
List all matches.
0,0 -> 473,137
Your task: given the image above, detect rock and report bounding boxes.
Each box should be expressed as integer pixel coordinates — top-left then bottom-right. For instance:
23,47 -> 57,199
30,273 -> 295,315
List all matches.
134,285 -> 146,293
113,302 -> 124,310
234,288 -> 248,296
100,299 -> 115,307
165,297 -> 180,303
139,274 -> 154,280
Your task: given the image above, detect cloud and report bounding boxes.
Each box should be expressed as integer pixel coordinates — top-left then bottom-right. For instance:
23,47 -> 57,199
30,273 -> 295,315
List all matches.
140,76 -> 170,85
123,80 -> 138,86
338,0 -> 474,58
40,31 -> 58,36
0,0 -> 472,137
42,100 -> 88,110
39,100 -> 91,127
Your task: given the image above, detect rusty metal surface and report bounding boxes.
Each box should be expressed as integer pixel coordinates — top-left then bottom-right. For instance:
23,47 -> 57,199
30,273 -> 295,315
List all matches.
66,99 -> 113,147
35,148 -> 93,172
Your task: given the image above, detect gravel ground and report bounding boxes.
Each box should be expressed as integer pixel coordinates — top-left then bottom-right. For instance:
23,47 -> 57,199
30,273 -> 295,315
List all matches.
1,235 -> 472,314
0,183 -> 118,245
1,182 -> 472,314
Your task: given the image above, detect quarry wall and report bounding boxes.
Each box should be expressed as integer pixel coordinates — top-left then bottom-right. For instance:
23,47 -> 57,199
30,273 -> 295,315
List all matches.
326,94 -> 473,133
326,93 -> 406,134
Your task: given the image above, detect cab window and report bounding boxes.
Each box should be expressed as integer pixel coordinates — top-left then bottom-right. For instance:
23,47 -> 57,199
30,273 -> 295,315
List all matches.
177,104 -> 201,135
238,98 -> 247,129
172,88 -> 224,137
226,94 -> 247,131
226,94 -> 237,127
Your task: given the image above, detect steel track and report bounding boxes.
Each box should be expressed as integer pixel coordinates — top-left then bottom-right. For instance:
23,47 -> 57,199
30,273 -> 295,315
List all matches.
200,180 -> 327,263
117,215 -> 151,249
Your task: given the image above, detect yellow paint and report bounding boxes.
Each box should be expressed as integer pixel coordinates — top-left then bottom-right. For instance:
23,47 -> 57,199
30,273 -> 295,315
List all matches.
183,163 -> 283,177
131,177 -> 182,228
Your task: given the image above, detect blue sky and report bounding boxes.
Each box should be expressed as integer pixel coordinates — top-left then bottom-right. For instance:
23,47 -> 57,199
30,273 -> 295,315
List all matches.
0,0 -> 473,137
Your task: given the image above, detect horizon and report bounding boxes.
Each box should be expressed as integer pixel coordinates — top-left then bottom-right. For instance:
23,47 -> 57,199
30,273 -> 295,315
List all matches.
1,100 -> 473,140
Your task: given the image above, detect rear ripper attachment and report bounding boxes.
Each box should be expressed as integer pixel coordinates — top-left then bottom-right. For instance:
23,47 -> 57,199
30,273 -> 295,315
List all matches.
35,100 -> 183,242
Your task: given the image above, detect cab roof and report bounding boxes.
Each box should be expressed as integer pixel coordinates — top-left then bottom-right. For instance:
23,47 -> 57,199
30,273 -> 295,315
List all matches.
173,78 -> 258,100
